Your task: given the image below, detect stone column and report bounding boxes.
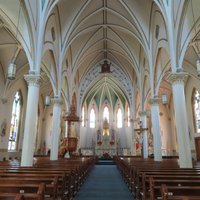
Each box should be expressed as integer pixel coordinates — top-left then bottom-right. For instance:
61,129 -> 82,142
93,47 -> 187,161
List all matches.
149,97 -> 162,161
50,97 -> 62,160
167,72 -> 192,168
21,74 -> 41,166
139,111 -> 148,159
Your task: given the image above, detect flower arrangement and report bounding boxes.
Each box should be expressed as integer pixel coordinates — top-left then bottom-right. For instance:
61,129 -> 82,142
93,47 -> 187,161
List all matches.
97,141 -> 102,145
103,152 -> 110,159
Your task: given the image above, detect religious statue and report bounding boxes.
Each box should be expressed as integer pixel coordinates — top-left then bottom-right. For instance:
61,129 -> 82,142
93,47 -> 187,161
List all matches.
97,129 -> 101,141
102,119 -> 110,145
134,121 -> 148,158
111,129 -> 115,141
0,119 -> 7,137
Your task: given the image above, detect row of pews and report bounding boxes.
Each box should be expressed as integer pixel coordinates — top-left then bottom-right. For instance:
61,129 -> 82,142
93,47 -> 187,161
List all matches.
114,156 -> 200,200
0,156 -> 97,200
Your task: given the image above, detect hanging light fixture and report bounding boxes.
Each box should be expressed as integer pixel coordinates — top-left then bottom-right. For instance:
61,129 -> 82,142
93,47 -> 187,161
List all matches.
197,59 -> 200,76
7,0 -> 22,80
7,63 -> 17,80
161,93 -> 167,105
45,95 -> 51,106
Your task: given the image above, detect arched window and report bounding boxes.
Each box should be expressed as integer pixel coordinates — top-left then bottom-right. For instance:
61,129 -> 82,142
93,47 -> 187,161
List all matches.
34,107 -> 40,153
117,107 -> 122,128
8,91 -> 22,150
103,106 -> 109,122
82,106 -> 85,127
193,90 -> 200,133
90,108 -> 95,128
127,106 -> 130,127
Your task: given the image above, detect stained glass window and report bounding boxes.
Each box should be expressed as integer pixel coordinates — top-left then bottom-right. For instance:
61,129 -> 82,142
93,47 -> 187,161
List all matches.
194,90 -> 200,133
8,91 -> 21,150
103,106 -> 109,122
127,106 -> 130,127
90,108 -> 95,128
82,106 -> 85,127
117,107 -> 122,128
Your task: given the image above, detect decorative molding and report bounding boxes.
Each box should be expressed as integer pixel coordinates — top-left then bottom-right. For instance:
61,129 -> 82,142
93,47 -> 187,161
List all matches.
24,74 -> 41,87
52,97 -> 62,105
78,63 -> 133,106
139,111 -> 147,116
167,72 -> 188,85
148,96 -> 161,105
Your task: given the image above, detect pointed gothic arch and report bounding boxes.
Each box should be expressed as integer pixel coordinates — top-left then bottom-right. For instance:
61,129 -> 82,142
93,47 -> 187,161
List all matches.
192,88 -> 200,134
8,90 -> 23,151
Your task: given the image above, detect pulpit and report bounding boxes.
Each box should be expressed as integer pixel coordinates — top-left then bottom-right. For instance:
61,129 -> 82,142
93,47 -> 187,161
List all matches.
63,103 -> 79,154
61,137 -> 78,152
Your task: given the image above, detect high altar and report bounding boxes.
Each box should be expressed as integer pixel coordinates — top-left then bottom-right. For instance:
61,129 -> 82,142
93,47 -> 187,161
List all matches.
95,119 -> 117,158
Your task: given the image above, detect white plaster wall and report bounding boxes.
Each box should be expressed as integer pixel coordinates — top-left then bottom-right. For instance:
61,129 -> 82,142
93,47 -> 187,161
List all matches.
41,105 -> 53,153
159,103 -> 175,155
167,98 -> 178,155
79,125 -> 87,148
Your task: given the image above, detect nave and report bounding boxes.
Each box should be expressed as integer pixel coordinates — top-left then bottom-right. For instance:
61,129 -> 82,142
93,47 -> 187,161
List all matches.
1,156 -> 200,199
74,163 -> 132,200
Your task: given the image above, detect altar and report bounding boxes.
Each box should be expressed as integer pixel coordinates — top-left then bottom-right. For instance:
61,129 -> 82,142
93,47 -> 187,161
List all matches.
95,119 -> 117,158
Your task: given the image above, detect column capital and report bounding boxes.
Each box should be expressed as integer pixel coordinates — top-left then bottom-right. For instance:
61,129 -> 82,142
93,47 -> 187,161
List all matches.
52,97 -> 62,105
167,72 -> 188,85
139,111 -> 147,116
148,96 -> 161,105
24,74 -> 41,87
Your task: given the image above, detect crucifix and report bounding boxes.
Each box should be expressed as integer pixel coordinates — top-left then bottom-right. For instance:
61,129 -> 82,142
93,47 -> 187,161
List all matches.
134,121 -> 148,158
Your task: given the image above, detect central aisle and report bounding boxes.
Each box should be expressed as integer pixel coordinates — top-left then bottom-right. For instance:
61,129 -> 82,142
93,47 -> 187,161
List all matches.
74,164 -> 133,200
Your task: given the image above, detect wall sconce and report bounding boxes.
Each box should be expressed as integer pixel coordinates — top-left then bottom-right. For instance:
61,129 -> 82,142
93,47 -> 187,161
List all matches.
7,1 -> 22,81
197,59 -> 200,77
161,93 -> 171,120
45,95 -> 51,106
161,93 -> 167,105
7,63 -> 16,80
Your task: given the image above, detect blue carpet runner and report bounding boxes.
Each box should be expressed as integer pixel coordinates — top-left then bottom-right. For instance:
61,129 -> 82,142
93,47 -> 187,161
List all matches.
74,164 -> 133,200
95,160 -> 115,165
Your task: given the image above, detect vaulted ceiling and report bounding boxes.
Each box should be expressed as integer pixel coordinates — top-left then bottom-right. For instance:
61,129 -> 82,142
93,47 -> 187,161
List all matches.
58,0 -> 151,109
0,0 -> 200,112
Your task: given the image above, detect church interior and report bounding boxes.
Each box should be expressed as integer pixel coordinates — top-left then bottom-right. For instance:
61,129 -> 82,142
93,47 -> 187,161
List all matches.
1,0 -> 200,199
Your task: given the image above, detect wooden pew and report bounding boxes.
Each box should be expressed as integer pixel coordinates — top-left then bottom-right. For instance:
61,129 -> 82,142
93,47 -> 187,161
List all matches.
148,176 -> 200,200
0,182 -> 45,200
0,156 -> 96,200
0,171 -> 66,199
114,156 -> 200,200
161,184 -> 200,200
139,172 -> 200,200
0,177 -> 58,199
